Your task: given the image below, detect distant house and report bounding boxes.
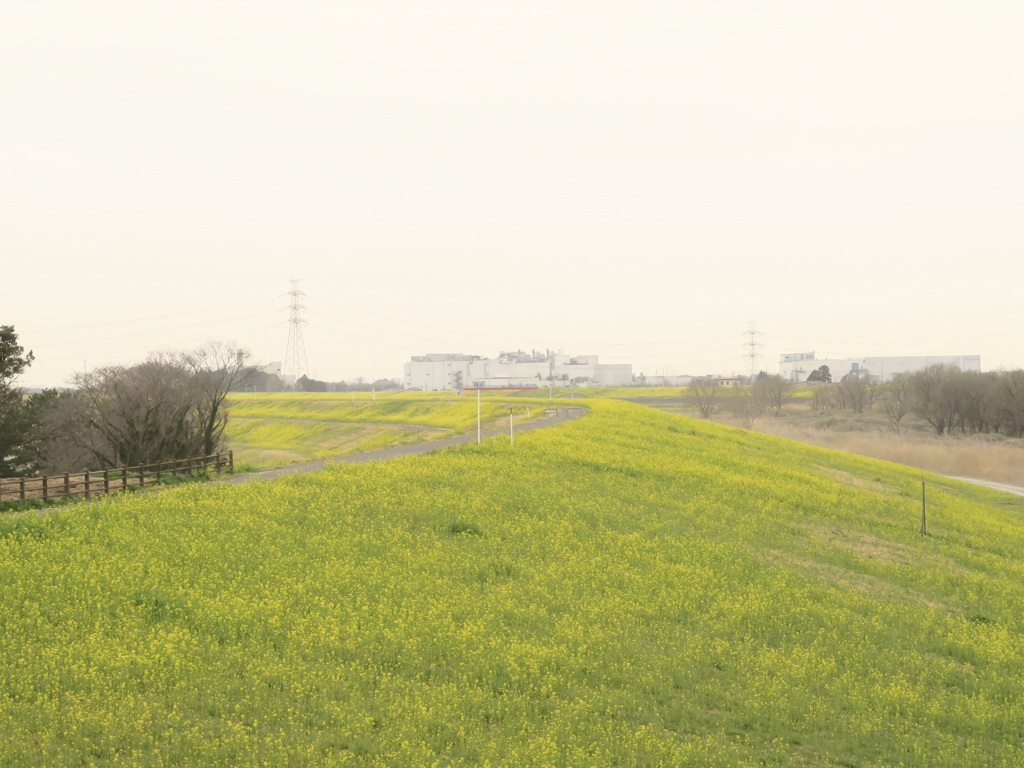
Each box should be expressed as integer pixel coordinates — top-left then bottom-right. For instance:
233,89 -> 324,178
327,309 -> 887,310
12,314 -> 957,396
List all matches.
715,377 -> 743,387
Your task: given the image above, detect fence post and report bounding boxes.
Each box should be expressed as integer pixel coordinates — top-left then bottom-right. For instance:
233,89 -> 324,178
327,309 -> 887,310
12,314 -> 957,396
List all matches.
229,450 -> 234,472
122,467 -> 128,490
64,473 -> 70,497
42,475 -> 48,502
84,471 -> 91,499
156,462 -> 162,484
104,470 -> 110,495
19,477 -> 26,501
921,480 -> 927,536
139,464 -> 144,488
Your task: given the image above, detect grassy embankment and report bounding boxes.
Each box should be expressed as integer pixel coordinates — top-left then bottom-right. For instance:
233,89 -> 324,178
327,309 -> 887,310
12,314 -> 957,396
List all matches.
604,386 -> 1024,487
2,399 -> 1024,765
224,391 -> 552,469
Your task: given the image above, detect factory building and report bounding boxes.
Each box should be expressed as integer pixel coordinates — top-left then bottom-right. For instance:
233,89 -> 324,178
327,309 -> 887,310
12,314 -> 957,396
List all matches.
403,349 -> 633,391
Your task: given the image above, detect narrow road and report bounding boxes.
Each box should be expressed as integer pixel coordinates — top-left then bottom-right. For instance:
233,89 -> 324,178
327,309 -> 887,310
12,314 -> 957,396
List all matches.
224,406 -> 585,484
948,477 -> 1024,497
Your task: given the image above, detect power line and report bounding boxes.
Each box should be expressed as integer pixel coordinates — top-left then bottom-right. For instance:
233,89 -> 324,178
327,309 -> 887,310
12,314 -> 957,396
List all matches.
306,292 -> 742,350
26,311 -> 271,348
21,298 -> 272,335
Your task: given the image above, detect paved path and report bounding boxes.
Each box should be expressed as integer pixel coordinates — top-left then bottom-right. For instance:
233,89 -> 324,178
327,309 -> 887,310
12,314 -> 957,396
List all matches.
947,477 -> 1024,497
224,406 -> 586,484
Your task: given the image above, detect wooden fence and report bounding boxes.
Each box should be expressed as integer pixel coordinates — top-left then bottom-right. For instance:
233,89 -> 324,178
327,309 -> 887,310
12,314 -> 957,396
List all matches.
0,452 -> 233,504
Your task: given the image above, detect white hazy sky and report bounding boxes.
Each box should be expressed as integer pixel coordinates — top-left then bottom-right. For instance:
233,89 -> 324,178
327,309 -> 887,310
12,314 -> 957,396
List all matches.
3,1 -> 1022,387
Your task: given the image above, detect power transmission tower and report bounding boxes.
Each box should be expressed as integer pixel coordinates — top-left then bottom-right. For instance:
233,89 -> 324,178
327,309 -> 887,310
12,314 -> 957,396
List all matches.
283,279 -> 309,386
743,321 -> 763,381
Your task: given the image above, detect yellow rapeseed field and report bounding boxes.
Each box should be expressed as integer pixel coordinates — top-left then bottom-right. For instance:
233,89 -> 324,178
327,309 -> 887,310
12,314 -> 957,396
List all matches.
2,398 -> 1023,766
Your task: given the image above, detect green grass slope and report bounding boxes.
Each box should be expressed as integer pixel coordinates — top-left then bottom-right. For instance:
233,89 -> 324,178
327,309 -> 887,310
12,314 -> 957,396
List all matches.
2,400 -> 1023,766
224,392 -> 544,468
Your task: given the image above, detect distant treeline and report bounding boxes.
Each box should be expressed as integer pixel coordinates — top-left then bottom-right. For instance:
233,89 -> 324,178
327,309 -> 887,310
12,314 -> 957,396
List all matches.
882,365 -> 1024,436
690,365 -> 1024,437
236,371 -> 401,393
804,365 -> 1024,436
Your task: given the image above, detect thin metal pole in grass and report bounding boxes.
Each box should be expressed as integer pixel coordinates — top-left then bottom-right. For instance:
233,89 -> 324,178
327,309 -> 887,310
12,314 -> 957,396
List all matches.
466,386 -> 531,445
509,407 -> 514,445
921,479 -> 927,536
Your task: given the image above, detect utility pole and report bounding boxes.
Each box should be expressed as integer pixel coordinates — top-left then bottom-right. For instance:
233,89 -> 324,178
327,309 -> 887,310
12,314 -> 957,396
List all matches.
743,321 -> 763,381
283,279 -> 309,387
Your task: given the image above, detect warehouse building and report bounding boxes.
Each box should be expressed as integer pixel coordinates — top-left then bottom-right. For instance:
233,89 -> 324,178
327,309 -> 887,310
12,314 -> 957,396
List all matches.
404,349 -> 633,391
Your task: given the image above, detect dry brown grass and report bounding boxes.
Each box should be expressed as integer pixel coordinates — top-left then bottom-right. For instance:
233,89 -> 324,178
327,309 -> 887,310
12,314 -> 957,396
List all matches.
755,420 -> 1024,487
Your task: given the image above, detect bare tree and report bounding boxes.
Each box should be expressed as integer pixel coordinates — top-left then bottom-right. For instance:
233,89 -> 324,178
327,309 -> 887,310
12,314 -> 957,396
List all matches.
881,374 -> 910,433
836,375 -> 870,414
754,374 -> 791,416
68,356 -> 197,468
182,342 -> 254,456
996,369 -> 1024,437
867,382 -> 884,409
36,343 -> 253,471
909,364 -> 957,435
735,387 -> 767,429
811,386 -> 835,412
951,371 -> 995,434
688,377 -> 719,418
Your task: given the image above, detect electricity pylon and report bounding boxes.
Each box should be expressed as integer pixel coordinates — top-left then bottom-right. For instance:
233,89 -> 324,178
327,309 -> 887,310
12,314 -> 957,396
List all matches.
743,321 -> 763,380
283,279 -> 309,385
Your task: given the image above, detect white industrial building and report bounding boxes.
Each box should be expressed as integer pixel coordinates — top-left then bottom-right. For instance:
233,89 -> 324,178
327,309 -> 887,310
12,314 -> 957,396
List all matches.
779,352 -> 982,383
404,350 -> 633,391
